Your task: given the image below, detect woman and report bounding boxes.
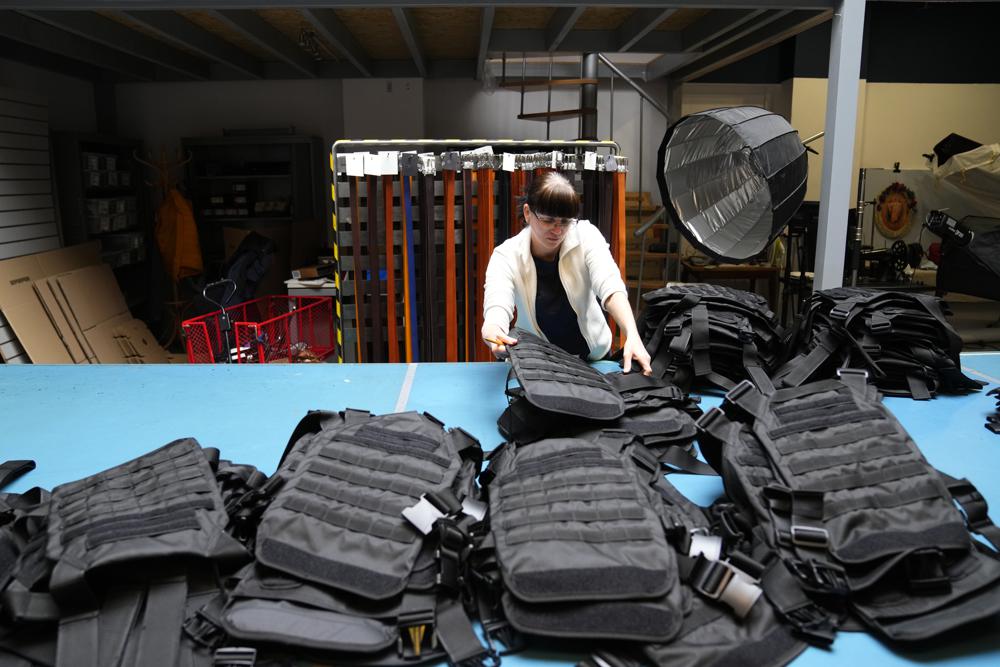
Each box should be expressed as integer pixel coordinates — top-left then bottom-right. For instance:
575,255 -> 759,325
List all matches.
481,171 -> 652,375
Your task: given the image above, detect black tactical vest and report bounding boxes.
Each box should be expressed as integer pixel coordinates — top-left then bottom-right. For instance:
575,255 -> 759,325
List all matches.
776,287 -> 982,399
639,284 -> 785,393
697,375 -> 1000,641
203,409 -> 492,666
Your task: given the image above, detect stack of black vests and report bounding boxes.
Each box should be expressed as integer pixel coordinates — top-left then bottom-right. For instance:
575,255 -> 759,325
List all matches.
775,287 -> 983,399
638,284 -> 785,392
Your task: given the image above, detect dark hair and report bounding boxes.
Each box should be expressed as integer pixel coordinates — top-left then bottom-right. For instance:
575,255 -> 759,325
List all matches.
519,171 -> 580,221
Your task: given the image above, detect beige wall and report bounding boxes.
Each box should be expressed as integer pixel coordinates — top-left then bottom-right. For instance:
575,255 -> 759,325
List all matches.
681,79 -> 1000,204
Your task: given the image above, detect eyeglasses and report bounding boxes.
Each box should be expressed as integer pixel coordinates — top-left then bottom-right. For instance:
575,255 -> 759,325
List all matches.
529,209 -> 577,230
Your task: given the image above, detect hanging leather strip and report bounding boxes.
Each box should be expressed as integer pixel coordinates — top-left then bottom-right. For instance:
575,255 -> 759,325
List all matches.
349,176 -> 365,362
366,175 -> 384,362
443,169 -> 458,362
382,174 -> 399,362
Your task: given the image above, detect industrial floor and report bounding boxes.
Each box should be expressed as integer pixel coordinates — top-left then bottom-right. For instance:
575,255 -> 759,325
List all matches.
3,354 -> 1000,666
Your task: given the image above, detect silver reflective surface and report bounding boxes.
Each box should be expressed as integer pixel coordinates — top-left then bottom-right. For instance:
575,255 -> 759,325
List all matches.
660,107 -> 806,262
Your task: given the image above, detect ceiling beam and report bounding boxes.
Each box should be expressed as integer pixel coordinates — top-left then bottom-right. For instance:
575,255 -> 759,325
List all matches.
646,8 -> 789,80
300,8 -> 371,77
207,9 -> 317,78
391,7 -> 426,78
0,34 -> 106,81
477,7 -> 495,80
546,7 -> 585,52
118,10 -> 262,79
671,9 -> 832,82
0,2 -> 839,9
491,28 -> 682,54
617,8 -> 677,52
681,8 -> 767,51
0,10 -> 154,80
20,10 -> 209,80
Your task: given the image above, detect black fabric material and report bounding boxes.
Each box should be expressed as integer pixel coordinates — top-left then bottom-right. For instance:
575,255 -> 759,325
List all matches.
701,376 -> 1000,643
505,330 -> 624,421
638,284 -> 785,393
503,593 -> 679,642
775,287 -> 982,399
0,461 -> 34,491
532,255 -> 589,358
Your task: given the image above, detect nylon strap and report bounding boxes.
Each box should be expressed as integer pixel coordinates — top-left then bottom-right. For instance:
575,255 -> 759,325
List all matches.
476,168 -> 495,361
419,173 -> 438,361
444,169 -> 458,361
57,611 -> 98,667
135,577 -> 188,667
402,173 -> 419,362
366,174 -> 385,361
0,460 -> 34,490
349,176 -> 365,362
463,169 -> 475,362
382,174 -> 399,362
435,598 -> 495,666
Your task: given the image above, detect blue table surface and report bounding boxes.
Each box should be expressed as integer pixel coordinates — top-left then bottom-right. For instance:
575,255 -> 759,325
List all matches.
3,354 -> 1000,666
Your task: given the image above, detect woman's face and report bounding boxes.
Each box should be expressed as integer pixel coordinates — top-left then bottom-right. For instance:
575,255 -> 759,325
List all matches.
524,203 -> 574,258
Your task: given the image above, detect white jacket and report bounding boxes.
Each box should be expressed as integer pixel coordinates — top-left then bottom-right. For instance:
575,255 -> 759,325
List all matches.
482,219 -> 627,360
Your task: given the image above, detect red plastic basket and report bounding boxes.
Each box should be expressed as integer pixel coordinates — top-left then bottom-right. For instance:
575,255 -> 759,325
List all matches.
182,296 -> 335,363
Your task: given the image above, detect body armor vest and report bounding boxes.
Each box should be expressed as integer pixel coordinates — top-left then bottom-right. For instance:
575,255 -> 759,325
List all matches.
204,409 -> 492,666
697,375 -> 1000,641
638,284 -> 784,393
775,287 -> 982,399
0,440 -> 251,667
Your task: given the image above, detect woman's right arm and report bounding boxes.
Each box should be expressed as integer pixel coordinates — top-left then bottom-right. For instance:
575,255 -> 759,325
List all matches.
482,249 -> 519,358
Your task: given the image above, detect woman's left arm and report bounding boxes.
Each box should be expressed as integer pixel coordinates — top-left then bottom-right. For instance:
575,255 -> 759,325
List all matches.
604,291 -> 652,375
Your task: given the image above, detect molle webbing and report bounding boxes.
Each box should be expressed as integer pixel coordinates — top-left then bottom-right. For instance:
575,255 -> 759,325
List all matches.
702,378 -> 1000,642
506,330 -> 624,420
487,436 -> 683,642
255,411 -> 467,601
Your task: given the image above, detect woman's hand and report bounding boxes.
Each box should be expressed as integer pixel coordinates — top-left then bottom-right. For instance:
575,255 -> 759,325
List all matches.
622,334 -> 652,376
482,324 -> 518,359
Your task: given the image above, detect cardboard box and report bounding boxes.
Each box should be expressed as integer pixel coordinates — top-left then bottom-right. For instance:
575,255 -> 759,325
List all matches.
291,263 -> 336,280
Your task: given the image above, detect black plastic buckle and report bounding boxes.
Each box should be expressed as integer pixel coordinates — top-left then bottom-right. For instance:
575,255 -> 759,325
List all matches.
790,525 -> 829,549
436,520 -> 471,592
785,603 -> 837,646
398,610 -> 436,659
483,618 -> 526,656
695,407 -> 727,434
869,316 -> 892,334
829,304 -> 853,321
724,379 -> 756,404
213,647 -> 257,667
904,548 -> 951,595
788,559 -> 849,596
690,555 -> 735,600
183,611 -> 226,650
952,482 -> 992,530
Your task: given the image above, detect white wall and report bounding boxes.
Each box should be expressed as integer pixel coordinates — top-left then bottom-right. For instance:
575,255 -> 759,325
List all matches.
424,79 -> 670,204
342,78 -> 422,139
116,79 -> 345,159
0,58 -> 95,133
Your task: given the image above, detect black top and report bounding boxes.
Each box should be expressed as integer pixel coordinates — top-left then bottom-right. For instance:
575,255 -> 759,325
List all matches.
533,256 -> 589,358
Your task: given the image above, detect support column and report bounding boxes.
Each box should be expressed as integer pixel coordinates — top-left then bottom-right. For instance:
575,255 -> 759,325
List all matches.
814,0 -> 865,290
580,53 -> 598,139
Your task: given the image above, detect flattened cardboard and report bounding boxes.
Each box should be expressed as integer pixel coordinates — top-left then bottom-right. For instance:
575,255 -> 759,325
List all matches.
115,319 -> 170,363
33,280 -> 87,363
1,284 -> 73,363
47,276 -> 96,362
54,264 -> 128,332
84,313 -> 133,364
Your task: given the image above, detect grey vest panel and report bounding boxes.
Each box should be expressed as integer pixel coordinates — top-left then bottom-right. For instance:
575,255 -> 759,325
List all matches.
46,438 -> 245,603
699,378 -> 1000,641
507,329 -> 625,420
254,411 -> 473,601
487,434 -> 683,642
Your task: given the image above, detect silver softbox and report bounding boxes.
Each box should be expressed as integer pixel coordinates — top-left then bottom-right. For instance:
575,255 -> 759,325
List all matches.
656,106 -> 807,262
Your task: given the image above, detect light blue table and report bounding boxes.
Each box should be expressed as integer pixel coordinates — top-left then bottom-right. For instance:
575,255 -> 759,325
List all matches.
3,354 -> 1000,666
